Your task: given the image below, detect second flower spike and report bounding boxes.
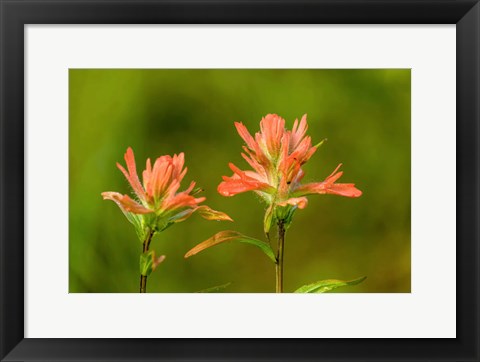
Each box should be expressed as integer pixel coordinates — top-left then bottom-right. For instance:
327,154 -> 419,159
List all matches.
102,147 -> 232,236
217,114 -> 362,232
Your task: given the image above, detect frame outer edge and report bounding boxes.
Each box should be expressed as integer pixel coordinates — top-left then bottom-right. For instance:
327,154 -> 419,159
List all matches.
0,0 -> 479,361
457,2 -> 480,361
0,1 -> 26,361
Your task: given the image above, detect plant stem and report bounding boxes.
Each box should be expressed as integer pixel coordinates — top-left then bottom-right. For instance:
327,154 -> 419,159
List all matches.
139,229 -> 154,293
275,221 -> 285,293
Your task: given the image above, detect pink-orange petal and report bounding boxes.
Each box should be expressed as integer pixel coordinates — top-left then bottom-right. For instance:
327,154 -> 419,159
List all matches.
296,180 -> 362,198
235,122 -> 258,152
277,197 -> 308,209
327,170 -> 344,185
260,114 -> 285,157
291,114 -> 308,150
143,158 -> 152,195
172,152 -> 186,181
119,195 -> 153,214
150,156 -> 173,200
178,166 -> 188,184
228,163 -> 268,184
164,178 -> 181,200
326,184 -> 362,197
288,136 -> 313,165
327,163 -> 343,179
218,179 -> 264,197
123,147 -> 147,201
157,164 -> 173,199
241,150 -> 266,177
102,191 -> 123,202
184,181 -> 196,195
163,193 -> 204,212
278,132 -> 291,175
102,191 -> 153,214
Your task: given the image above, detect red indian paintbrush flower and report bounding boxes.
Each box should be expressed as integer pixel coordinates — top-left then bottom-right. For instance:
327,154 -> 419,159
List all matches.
103,147 -> 231,293
102,147 -> 232,237
218,114 -> 361,232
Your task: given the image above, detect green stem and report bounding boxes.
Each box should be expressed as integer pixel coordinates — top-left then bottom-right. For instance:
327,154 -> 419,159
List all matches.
275,221 -> 285,293
139,229 -> 154,293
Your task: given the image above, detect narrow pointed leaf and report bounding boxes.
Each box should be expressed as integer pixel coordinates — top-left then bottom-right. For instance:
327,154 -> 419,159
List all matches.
263,204 -> 275,235
185,230 -> 276,263
195,282 -> 232,293
196,205 -> 233,222
294,276 -> 366,293
191,187 -> 204,196
139,251 -> 155,277
168,209 -> 196,223
283,205 -> 298,229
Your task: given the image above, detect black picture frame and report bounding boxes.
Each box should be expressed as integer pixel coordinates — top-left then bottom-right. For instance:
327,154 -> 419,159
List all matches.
1,1 -> 479,361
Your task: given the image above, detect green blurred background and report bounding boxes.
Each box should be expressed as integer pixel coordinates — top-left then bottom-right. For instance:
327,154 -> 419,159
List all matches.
69,69 -> 410,293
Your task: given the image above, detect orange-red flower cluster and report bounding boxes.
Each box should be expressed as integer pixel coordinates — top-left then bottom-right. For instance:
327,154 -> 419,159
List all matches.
102,147 -> 231,232
218,114 -> 362,212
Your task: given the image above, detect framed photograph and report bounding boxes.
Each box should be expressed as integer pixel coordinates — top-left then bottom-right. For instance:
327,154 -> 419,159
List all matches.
1,0 -> 478,361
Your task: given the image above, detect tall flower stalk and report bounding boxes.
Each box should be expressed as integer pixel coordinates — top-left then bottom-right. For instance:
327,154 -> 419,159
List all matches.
102,147 -> 231,293
186,114 -> 365,293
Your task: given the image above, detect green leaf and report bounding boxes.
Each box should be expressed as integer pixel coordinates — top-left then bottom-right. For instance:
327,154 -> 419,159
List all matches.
167,209 -> 195,224
282,205 -> 298,229
196,205 -> 233,222
191,187 -> 204,196
263,204 -> 275,235
155,206 -> 232,232
184,230 -> 276,263
195,282 -> 232,293
123,212 -> 146,241
294,276 -> 366,293
139,251 -> 154,277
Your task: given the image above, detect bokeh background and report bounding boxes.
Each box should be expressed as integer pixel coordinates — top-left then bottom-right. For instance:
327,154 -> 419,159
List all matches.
69,69 -> 410,293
